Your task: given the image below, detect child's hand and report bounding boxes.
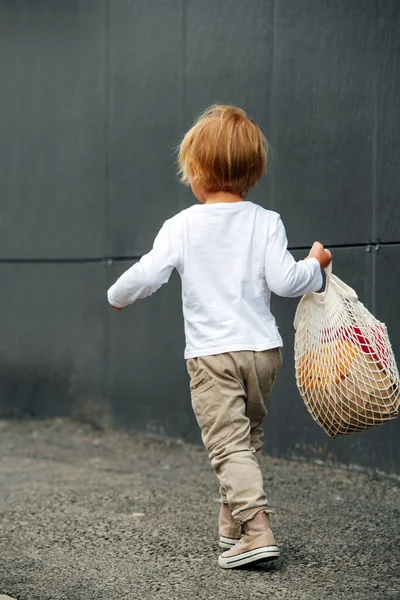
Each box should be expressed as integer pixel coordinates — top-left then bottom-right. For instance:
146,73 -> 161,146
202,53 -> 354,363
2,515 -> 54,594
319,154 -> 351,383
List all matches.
306,242 -> 332,269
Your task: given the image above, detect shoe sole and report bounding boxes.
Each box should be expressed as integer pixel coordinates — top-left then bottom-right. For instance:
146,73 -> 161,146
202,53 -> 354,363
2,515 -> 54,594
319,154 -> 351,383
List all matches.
218,545 -> 280,569
219,535 -> 241,549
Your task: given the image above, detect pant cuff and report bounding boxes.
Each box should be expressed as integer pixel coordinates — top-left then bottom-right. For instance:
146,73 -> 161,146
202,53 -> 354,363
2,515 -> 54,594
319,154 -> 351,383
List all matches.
234,506 -> 273,525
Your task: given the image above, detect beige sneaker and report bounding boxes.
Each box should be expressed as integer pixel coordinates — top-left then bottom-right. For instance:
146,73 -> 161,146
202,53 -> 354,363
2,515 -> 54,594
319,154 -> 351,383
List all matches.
218,511 -> 279,569
219,503 -> 242,549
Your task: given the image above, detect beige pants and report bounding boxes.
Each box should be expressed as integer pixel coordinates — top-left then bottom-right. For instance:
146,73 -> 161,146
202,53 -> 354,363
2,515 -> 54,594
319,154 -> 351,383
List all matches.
187,349 -> 282,525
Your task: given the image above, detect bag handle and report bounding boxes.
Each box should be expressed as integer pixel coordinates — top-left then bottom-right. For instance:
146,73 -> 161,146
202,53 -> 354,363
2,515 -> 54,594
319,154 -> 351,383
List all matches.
323,261 -> 333,294
294,260 -> 358,329
324,261 -> 332,277
323,260 -> 358,302
300,260 -> 358,308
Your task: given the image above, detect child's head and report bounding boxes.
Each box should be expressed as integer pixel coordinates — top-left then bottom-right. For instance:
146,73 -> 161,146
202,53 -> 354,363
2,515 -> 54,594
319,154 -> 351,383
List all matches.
178,104 -> 268,199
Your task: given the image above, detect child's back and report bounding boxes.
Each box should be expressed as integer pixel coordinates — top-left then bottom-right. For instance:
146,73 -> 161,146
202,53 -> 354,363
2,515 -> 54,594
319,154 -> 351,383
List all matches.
166,201 -> 322,358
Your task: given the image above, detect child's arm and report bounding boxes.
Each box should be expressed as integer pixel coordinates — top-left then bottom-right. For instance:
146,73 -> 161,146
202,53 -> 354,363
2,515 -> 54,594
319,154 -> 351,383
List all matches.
107,220 -> 180,309
265,216 -> 330,298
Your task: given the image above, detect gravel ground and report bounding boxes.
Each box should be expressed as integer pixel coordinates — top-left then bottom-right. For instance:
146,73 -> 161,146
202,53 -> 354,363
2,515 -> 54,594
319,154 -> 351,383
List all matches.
0,418 -> 399,600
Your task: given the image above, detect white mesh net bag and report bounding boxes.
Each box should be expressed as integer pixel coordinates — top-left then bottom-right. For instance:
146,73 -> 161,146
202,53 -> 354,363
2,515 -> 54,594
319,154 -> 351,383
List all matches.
294,263 -> 400,437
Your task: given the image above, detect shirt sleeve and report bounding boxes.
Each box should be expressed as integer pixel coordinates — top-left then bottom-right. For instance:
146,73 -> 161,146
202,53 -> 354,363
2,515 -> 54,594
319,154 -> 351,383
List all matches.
264,215 -> 323,298
107,220 -> 181,308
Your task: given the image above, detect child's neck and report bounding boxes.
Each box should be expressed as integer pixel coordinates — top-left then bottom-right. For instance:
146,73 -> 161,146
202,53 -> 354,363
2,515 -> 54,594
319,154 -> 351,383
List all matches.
203,191 -> 244,204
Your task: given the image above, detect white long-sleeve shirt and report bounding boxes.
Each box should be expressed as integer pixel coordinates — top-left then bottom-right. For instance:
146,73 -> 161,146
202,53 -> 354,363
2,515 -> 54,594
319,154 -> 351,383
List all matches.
107,201 -> 322,359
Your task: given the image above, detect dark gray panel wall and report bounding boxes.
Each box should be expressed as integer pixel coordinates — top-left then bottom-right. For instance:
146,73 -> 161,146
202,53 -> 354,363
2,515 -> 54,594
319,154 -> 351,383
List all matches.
109,0 -> 185,257
0,1 -> 108,259
373,247 -> 400,474
270,0 -> 375,246
0,263 -> 108,423
1,0 -> 399,476
185,0 -> 272,207
376,0 -> 400,242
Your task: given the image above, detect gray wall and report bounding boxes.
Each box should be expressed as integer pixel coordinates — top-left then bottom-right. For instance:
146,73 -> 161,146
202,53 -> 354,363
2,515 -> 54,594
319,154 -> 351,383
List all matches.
1,0 -> 399,476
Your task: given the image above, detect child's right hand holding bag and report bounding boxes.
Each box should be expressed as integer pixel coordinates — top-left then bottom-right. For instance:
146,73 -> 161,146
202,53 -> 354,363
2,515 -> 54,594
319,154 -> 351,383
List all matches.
294,254 -> 400,437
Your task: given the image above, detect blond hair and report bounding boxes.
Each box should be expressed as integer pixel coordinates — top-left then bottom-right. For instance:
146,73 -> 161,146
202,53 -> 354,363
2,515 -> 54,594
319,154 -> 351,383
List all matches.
178,104 -> 268,196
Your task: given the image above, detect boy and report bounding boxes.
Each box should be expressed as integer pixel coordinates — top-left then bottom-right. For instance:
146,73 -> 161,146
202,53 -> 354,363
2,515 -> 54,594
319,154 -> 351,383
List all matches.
107,105 -> 332,569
